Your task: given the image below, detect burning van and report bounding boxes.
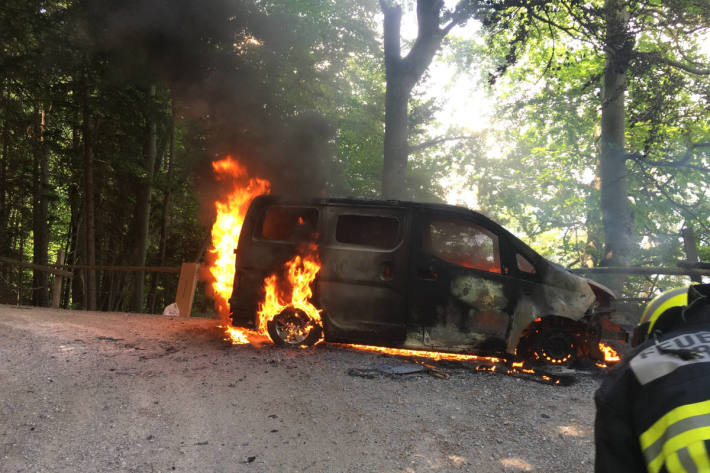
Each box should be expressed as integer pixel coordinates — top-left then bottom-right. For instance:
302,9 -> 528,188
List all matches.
229,195 -> 625,364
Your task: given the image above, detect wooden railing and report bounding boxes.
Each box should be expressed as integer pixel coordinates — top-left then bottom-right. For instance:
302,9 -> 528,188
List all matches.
0,256 -> 73,278
569,263 -> 710,278
569,262 -> 709,312
0,256 -> 200,316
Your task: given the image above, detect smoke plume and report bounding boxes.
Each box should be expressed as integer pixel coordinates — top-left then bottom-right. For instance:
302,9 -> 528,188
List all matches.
81,0 -> 335,197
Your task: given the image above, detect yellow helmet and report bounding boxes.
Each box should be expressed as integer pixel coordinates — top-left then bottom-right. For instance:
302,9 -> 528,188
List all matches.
631,287 -> 688,346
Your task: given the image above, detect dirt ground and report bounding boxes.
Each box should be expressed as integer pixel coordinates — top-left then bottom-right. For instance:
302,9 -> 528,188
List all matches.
0,304 -> 604,473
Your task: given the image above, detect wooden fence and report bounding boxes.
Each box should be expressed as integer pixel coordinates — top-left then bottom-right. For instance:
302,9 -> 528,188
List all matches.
569,263 -> 709,318
0,256 -> 200,317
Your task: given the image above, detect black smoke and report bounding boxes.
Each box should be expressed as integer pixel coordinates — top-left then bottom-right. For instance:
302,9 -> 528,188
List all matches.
80,0 -> 335,197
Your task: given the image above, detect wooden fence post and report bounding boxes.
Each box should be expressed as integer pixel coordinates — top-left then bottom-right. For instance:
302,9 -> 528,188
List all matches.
51,249 -> 66,309
175,263 -> 200,317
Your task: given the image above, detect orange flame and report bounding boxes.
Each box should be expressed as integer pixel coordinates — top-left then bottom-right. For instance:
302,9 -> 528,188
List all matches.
257,243 -> 323,340
205,156 -> 270,343
599,342 -> 620,363
335,343 -> 502,363
335,344 -> 562,384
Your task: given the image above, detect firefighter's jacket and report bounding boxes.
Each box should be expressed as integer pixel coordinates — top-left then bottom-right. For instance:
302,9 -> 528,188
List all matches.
595,306 -> 710,473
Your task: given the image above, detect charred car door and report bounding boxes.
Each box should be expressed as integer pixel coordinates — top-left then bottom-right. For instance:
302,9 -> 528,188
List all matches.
406,210 -> 513,353
230,200 -> 320,328
318,205 -> 410,345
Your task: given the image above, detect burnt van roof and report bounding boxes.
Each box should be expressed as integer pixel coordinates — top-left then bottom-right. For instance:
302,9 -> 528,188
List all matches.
255,195 -> 498,224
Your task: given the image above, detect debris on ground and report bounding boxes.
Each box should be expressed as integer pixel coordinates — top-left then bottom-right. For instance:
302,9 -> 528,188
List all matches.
377,362 -> 425,375
96,336 -> 123,342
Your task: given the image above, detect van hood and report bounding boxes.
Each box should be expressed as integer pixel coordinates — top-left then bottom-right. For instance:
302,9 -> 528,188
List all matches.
541,262 -> 611,320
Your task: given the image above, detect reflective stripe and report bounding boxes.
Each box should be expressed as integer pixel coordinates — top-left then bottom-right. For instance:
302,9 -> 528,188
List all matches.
688,441 -> 710,471
647,428 -> 710,473
642,401 -> 710,449
643,414 -> 710,462
666,450 -> 690,473
641,287 -> 688,325
640,288 -> 688,334
678,447 -> 697,473
641,401 -> 710,473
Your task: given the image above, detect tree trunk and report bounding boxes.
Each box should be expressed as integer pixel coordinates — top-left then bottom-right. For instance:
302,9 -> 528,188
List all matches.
32,107 -> 50,307
81,76 -> 97,311
381,3 -> 407,200
65,191 -> 81,308
598,0 -> 634,295
17,225 -> 25,305
130,85 -> 158,313
382,83 -> 411,199
65,104 -> 83,308
0,79 -> 9,259
682,227 -> 702,283
380,0 -> 451,199
149,100 -> 175,314
0,80 -> 9,302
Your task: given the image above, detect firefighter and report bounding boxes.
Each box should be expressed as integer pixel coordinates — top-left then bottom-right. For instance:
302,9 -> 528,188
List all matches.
595,283 -> 710,473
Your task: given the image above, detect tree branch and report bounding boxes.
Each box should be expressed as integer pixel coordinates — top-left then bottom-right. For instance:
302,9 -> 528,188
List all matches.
628,143 -> 710,174
441,0 -> 476,35
634,51 -> 710,75
402,0 -> 447,88
558,0 -> 605,44
527,11 -> 581,40
408,134 -> 478,153
629,156 -> 710,234
380,0 -> 403,76
441,18 -> 458,35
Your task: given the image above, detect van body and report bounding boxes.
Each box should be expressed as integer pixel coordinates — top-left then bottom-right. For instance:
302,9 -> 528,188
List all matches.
230,196 -> 624,362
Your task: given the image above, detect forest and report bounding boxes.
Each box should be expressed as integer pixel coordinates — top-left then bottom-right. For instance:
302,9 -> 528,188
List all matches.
1,0 -> 709,315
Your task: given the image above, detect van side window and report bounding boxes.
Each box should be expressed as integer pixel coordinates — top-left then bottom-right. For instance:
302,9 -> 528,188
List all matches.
336,215 -> 400,249
425,219 -> 500,273
261,206 -> 318,241
516,253 -> 536,274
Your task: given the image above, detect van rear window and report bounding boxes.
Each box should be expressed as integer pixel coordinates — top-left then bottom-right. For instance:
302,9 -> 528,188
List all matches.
335,215 -> 399,249
261,206 -> 318,241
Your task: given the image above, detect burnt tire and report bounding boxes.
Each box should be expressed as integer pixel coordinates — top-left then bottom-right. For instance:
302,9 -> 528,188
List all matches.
534,330 -> 577,365
266,306 -> 322,347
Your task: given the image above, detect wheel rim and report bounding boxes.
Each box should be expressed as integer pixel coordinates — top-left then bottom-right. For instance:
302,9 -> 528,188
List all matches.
537,331 -> 575,365
272,308 -> 314,345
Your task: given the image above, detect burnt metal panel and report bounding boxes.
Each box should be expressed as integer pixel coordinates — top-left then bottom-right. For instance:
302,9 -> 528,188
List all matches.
405,210 -> 513,353
317,204 -> 410,345
230,196 -> 321,326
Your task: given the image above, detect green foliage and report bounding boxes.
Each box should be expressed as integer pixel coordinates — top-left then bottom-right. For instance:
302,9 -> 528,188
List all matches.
461,0 -> 710,293
330,38 -> 386,197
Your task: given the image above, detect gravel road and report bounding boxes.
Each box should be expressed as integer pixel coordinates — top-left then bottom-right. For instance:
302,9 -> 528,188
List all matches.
0,304 -> 603,472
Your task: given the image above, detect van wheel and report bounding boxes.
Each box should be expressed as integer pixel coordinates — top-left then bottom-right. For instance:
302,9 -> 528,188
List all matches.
534,330 -> 577,365
267,307 -> 322,347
